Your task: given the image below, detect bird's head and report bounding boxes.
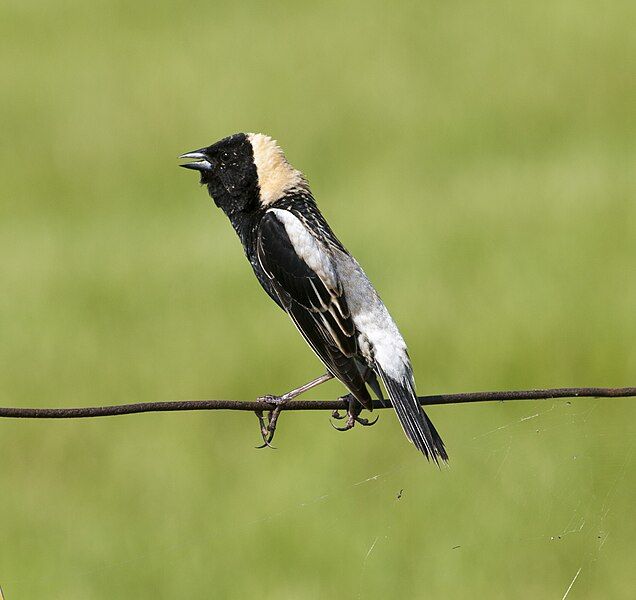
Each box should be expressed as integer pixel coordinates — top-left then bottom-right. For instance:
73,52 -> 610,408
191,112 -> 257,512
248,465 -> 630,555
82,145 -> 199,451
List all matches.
179,132 -> 308,216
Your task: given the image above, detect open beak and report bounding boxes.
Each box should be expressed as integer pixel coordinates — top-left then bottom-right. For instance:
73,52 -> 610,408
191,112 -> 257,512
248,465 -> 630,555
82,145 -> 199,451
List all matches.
179,150 -> 213,172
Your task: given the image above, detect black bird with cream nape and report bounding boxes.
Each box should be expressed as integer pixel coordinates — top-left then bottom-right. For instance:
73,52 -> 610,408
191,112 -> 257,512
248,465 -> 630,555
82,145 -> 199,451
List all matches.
180,133 -> 447,463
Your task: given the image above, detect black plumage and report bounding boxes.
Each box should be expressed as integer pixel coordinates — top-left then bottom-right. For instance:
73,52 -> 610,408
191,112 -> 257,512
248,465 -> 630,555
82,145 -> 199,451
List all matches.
180,132 -> 447,462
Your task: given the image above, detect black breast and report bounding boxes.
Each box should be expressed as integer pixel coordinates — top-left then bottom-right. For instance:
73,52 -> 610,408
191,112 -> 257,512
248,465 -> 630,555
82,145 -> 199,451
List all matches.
228,208 -> 285,310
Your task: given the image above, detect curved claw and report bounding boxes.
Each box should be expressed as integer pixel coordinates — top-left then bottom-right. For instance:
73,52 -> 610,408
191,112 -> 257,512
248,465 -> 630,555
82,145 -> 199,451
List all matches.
329,412 -> 379,431
254,409 -> 278,449
253,376 -> 334,449
331,409 -> 346,420
255,440 -> 277,449
254,403 -> 286,449
330,418 -> 354,432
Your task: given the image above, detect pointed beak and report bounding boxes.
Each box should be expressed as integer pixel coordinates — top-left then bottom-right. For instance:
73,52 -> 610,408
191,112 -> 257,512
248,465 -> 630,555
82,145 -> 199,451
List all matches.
179,150 -> 213,172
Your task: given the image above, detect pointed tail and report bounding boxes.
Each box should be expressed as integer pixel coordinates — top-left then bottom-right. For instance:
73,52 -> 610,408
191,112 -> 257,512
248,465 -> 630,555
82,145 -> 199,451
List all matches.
377,366 -> 448,464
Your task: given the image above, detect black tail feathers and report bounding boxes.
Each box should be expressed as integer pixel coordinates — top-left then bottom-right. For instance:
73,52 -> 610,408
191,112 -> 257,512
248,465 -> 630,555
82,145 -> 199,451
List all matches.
377,367 -> 448,464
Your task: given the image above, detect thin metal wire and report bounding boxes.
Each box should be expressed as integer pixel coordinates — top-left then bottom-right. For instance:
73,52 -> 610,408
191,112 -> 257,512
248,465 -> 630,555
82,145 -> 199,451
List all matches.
0,387 -> 634,419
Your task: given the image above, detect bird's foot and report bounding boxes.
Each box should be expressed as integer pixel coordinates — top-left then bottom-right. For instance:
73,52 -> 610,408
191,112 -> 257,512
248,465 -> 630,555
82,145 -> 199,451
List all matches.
256,394 -> 288,406
251,374 -> 334,449
254,394 -> 290,448
330,394 -> 379,431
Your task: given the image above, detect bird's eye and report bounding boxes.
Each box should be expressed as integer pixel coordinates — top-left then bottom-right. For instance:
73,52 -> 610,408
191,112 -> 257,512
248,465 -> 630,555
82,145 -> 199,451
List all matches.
220,151 -> 232,163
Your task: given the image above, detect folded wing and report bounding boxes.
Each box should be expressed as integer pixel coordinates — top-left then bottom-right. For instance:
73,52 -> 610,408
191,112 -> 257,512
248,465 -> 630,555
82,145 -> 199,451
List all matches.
257,208 -> 372,409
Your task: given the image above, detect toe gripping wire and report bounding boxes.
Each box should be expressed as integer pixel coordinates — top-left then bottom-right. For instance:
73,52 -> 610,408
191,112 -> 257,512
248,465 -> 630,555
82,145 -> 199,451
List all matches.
254,373 -> 333,448
254,374 -> 379,448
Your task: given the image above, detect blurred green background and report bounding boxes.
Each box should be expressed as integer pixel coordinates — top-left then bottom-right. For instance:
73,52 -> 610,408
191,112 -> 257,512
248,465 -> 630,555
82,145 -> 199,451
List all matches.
1,1 -> 634,598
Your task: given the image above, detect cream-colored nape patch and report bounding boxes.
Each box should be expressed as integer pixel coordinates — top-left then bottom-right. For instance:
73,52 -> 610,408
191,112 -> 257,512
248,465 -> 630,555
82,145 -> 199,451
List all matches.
247,133 -> 308,205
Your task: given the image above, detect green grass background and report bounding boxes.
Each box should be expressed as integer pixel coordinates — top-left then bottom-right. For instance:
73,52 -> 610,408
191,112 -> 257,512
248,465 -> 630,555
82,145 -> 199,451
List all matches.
1,1 -> 635,598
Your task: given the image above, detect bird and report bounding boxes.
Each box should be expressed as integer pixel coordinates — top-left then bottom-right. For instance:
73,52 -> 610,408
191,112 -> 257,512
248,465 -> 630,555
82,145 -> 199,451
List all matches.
179,133 -> 447,462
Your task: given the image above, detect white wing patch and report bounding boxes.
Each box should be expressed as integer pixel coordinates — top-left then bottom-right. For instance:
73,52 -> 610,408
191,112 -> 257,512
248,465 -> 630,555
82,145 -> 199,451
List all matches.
268,208 -> 338,289
262,208 -> 355,356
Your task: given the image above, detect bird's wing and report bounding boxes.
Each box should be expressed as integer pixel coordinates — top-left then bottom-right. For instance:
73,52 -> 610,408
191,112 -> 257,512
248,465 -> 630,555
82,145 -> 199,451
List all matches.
257,208 -> 372,408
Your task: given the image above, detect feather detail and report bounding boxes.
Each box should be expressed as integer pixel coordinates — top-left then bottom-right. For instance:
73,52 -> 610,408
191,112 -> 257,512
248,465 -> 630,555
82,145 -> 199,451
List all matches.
257,208 -> 372,409
376,364 -> 448,464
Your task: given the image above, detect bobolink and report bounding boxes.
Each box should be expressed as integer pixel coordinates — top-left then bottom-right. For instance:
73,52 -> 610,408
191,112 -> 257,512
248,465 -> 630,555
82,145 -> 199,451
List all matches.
180,133 -> 447,462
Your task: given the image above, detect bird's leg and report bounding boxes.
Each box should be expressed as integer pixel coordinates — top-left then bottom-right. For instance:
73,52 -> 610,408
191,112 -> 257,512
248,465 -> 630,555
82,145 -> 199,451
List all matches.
254,372 -> 334,448
331,393 -> 379,431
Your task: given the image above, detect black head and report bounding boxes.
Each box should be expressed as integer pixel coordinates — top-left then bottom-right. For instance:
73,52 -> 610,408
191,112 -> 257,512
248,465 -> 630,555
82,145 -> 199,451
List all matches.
180,133 -> 309,216
179,132 -> 259,215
